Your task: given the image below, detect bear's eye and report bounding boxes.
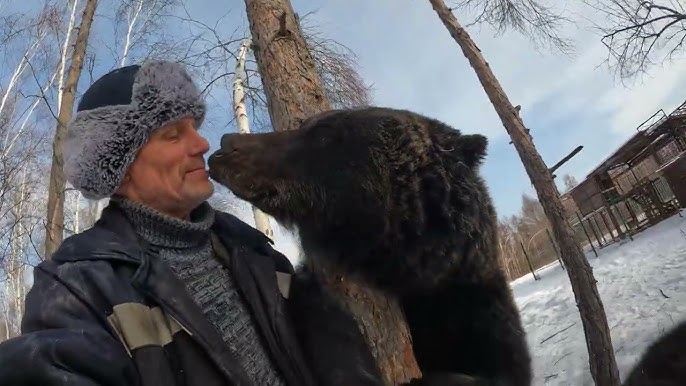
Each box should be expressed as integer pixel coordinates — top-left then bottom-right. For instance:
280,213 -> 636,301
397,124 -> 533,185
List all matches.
317,133 -> 334,147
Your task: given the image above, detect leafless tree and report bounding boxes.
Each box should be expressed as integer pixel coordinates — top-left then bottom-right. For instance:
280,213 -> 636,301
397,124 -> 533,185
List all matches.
0,9 -> 56,336
298,12 -> 373,108
44,0 -> 98,258
563,173 -> 579,192
455,0 -> 575,53
588,0 -> 686,79
165,4 -> 373,132
430,0 -> 620,384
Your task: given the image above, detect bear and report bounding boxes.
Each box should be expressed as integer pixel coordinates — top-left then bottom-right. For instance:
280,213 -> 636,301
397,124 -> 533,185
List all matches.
207,106 -> 532,386
622,318 -> 686,386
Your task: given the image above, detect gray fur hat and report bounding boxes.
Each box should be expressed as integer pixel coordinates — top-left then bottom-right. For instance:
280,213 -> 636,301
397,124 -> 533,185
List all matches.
63,60 -> 206,200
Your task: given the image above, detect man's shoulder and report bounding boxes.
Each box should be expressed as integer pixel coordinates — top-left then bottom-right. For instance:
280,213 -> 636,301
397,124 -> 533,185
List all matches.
50,219 -> 141,265
37,226 -> 139,287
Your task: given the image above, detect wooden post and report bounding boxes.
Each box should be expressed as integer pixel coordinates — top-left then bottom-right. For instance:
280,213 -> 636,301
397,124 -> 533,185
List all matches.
577,212 -> 598,257
612,204 -> 634,241
546,228 -> 564,270
595,216 -> 609,245
588,216 -> 603,248
599,210 -> 615,241
520,240 -> 539,280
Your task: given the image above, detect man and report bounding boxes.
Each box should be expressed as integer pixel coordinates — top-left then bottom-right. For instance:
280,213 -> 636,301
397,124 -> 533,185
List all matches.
0,61 -> 381,385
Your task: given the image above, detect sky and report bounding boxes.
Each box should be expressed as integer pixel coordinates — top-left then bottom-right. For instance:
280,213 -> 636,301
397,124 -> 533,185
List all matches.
4,0 -> 686,260
178,0 -> 686,260
190,0 -> 686,219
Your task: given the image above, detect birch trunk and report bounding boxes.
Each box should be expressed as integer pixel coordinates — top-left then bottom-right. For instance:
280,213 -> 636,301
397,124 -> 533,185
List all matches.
244,0 -> 421,383
120,0 -> 144,67
45,0 -> 98,258
0,34 -> 46,120
428,1 -> 620,384
9,167 -> 28,333
2,304 -> 9,341
57,0 -> 80,112
59,0 -> 83,234
2,65 -> 59,158
233,38 -> 274,239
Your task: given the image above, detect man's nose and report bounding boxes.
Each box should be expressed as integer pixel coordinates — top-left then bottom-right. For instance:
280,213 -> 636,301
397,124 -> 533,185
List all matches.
190,129 -> 210,155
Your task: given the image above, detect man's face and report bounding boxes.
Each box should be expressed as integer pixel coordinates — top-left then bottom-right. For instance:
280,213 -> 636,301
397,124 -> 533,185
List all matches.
117,117 -> 214,219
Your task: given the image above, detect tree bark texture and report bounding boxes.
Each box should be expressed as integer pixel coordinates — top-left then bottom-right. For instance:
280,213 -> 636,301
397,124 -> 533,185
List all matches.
244,0 -> 422,383
427,1 -> 621,385
45,0 -> 98,259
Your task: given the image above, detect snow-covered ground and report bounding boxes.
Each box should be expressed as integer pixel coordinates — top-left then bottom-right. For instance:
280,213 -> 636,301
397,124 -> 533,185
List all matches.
512,213 -> 686,385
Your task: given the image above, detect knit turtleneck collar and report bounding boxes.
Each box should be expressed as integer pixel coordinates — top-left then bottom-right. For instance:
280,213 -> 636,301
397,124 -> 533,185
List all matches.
112,196 -> 216,250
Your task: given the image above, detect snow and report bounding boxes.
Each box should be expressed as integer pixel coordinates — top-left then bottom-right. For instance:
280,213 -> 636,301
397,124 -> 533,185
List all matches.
511,213 -> 686,385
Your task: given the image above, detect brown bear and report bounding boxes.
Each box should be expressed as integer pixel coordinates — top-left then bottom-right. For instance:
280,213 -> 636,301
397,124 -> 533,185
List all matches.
208,106 -> 532,386
622,319 -> 686,386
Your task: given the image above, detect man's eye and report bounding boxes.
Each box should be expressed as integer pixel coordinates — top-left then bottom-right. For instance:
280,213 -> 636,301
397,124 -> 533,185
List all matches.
164,131 -> 180,140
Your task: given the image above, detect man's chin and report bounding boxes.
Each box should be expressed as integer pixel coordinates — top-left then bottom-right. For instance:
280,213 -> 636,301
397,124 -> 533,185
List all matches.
188,182 -> 214,204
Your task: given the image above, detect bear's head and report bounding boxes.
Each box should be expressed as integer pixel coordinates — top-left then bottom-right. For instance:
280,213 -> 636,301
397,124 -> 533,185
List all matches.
208,107 -> 497,291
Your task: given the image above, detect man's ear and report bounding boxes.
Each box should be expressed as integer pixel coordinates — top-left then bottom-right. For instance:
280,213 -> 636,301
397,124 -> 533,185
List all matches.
460,134 -> 488,167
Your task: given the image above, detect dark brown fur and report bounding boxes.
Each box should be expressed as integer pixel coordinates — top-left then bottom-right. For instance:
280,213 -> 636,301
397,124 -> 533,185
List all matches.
208,107 -> 532,386
622,319 -> 686,386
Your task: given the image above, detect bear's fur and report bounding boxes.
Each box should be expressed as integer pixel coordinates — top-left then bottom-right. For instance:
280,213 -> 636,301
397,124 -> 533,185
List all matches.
208,106 -> 532,386
622,319 -> 686,386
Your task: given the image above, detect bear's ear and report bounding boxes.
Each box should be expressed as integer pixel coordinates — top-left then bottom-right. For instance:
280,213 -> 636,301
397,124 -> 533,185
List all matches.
460,134 -> 488,167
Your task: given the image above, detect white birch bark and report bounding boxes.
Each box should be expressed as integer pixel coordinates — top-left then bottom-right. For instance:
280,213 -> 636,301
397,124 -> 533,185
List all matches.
59,0 -> 83,234
0,35 -> 46,120
233,38 -> 274,239
120,0 -> 144,67
10,167 -> 28,331
58,0 -> 80,112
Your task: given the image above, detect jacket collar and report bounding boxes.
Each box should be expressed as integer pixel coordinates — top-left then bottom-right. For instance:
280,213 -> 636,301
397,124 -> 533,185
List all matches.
51,200 -> 273,264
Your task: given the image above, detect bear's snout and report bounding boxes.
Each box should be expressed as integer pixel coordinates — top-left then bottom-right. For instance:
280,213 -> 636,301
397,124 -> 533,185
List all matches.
218,133 -> 263,156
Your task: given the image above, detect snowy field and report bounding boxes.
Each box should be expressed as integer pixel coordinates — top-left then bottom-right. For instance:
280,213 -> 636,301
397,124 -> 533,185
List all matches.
511,213 -> 686,385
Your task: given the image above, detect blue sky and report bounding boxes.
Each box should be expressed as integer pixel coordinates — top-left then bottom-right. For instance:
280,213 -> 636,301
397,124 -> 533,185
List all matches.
181,0 -> 686,260
191,0 -> 686,218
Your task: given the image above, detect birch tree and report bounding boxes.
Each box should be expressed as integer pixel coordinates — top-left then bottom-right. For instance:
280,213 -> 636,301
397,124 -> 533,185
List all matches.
58,0 -> 82,235
232,38 -> 275,238
428,0 -> 620,384
44,0 -> 98,258
0,5 -> 60,277
243,0 -> 420,383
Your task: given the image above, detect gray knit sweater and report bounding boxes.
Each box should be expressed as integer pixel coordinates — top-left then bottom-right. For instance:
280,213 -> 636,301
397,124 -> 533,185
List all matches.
114,197 -> 285,385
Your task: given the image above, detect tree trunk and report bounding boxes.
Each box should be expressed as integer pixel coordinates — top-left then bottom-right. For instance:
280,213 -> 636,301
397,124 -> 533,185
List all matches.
233,37 -> 275,239
428,1 -> 621,385
243,0 -> 421,383
44,0 -> 98,259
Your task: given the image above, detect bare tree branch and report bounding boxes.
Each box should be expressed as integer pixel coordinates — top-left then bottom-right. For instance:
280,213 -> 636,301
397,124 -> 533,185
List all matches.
298,12 -> 374,108
588,0 -> 686,80
451,0 -> 576,54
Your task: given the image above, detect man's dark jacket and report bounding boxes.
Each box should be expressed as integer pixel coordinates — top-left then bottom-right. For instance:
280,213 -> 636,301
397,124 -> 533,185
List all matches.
0,202 -> 383,386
